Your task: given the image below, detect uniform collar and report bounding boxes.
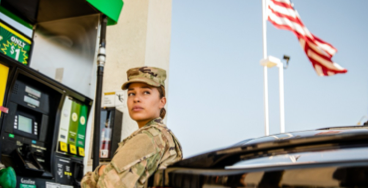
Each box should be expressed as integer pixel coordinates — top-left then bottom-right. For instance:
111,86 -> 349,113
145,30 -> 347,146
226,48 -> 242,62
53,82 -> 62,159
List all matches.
144,117 -> 165,127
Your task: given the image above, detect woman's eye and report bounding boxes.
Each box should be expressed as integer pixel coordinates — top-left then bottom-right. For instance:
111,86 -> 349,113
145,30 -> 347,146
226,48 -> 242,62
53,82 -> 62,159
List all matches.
143,91 -> 150,95
128,93 -> 135,97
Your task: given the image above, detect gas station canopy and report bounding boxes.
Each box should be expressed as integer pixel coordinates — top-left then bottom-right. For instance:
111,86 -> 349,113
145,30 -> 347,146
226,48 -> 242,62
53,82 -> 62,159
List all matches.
0,0 -> 124,26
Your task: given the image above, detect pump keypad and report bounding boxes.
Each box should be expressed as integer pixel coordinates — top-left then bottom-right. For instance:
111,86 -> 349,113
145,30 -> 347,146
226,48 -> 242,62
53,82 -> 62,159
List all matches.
14,116 -> 17,129
34,122 -> 38,135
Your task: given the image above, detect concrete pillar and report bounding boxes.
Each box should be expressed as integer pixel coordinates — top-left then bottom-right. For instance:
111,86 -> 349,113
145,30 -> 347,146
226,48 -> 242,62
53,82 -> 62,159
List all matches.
86,0 -> 172,171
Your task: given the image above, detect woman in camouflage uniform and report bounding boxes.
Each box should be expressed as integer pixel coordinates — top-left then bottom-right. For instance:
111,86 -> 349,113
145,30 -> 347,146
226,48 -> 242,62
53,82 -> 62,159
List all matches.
81,66 -> 183,188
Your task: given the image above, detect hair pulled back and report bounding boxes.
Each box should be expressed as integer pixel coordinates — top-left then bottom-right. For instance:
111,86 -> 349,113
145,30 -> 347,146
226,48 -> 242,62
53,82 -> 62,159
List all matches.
157,86 -> 166,119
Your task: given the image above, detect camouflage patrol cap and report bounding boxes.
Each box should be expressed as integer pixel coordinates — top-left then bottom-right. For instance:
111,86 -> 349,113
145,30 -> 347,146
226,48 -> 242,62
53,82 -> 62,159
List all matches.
122,66 -> 167,90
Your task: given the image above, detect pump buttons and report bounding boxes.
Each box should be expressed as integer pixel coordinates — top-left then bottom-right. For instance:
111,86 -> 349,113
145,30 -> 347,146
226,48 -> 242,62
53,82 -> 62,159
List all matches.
59,141 -> 68,152
69,144 -> 77,155
78,147 -> 85,157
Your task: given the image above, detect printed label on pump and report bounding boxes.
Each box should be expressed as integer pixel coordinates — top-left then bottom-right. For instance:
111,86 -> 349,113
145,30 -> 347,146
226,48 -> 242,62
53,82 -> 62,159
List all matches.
54,157 -> 73,184
100,127 -> 112,158
76,104 -> 88,157
20,184 -> 36,188
67,101 -> 81,149
58,96 -> 72,146
45,182 -> 60,188
0,21 -> 32,65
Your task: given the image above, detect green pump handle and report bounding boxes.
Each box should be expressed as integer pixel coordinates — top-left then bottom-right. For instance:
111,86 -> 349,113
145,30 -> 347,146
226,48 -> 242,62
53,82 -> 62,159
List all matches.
0,167 -> 16,188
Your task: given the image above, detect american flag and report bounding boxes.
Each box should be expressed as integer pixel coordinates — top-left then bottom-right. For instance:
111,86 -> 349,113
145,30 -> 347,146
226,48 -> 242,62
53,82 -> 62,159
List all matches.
267,0 -> 347,76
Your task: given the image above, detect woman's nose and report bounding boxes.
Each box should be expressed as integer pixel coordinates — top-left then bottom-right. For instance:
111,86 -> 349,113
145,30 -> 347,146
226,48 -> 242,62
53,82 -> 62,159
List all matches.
133,94 -> 140,102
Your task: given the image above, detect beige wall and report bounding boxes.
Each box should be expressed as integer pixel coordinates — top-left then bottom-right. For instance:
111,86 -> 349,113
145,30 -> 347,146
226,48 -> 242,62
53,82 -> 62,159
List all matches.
86,0 -> 172,171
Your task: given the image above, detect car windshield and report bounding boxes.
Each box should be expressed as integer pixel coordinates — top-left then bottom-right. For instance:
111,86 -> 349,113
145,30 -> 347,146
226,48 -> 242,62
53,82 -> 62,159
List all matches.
227,146 -> 368,169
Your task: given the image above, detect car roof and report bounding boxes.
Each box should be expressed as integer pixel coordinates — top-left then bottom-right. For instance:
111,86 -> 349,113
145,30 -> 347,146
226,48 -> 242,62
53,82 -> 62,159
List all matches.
171,125 -> 368,168
238,125 -> 368,145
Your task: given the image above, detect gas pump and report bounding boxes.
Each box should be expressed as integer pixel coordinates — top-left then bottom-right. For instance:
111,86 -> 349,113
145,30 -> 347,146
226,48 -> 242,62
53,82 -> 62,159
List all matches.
0,67 -> 92,186
0,0 -> 124,187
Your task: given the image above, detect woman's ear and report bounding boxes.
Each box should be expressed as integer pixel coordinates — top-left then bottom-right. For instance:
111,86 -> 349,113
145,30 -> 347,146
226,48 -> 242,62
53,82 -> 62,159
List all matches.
159,97 -> 166,108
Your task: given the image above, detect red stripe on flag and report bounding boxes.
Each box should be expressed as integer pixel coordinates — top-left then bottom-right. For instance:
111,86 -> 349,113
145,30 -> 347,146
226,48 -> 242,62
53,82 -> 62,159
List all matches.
268,18 -> 308,41
305,43 -> 331,61
268,5 -> 305,27
269,17 -> 333,55
312,34 -> 337,56
313,35 -> 337,51
270,0 -> 294,9
304,43 -> 343,72
308,57 -> 347,76
267,0 -> 347,76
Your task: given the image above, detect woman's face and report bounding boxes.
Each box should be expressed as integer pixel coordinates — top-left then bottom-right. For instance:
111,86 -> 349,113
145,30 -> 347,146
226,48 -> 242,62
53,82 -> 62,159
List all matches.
127,82 -> 166,124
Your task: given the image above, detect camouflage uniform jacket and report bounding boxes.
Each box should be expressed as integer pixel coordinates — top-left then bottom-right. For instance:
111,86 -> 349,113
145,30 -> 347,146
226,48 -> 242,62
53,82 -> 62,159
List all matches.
81,117 -> 183,188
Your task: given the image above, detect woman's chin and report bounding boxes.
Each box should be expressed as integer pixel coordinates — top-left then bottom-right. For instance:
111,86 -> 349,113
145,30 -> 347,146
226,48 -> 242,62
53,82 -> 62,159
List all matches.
131,114 -> 149,122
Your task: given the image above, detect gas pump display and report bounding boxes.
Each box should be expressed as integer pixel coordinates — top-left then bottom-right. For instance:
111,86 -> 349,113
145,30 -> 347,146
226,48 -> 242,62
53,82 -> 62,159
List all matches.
0,21 -> 32,65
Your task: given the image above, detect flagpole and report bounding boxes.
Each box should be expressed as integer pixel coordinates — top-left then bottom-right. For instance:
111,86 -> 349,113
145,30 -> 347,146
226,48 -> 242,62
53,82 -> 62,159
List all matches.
262,0 -> 269,136
278,64 -> 285,133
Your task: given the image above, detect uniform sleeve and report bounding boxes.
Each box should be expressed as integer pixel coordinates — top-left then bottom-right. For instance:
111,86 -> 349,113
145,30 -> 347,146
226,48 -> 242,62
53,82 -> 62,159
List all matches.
84,130 -> 165,188
81,165 -> 103,188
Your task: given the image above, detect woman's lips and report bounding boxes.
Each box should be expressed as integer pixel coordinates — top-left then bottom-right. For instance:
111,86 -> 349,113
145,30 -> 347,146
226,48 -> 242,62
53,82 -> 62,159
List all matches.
132,106 -> 143,112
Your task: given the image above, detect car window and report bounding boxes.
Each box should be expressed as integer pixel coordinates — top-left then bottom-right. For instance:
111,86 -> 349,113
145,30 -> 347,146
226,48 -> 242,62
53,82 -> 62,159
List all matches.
227,146 -> 368,169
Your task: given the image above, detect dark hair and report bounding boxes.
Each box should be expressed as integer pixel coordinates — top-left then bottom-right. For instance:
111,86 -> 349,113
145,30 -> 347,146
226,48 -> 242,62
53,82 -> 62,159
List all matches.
157,86 -> 166,119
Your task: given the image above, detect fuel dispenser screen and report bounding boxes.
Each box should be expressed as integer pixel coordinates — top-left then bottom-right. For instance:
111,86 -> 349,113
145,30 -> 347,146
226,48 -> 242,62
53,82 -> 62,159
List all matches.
18,115 -> 33,134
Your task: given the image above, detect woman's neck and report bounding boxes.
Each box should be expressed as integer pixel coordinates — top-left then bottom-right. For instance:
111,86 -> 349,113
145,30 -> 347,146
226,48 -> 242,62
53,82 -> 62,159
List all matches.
137,120 -> 150,129
137,117 -> 159,128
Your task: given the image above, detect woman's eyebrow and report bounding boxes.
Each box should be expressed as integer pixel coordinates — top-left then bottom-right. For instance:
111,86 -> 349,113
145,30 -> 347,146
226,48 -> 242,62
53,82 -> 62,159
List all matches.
128,87 -> 151,90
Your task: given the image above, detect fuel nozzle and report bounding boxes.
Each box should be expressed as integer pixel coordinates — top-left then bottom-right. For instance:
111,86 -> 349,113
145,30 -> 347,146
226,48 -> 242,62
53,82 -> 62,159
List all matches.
0,166 -> 16,188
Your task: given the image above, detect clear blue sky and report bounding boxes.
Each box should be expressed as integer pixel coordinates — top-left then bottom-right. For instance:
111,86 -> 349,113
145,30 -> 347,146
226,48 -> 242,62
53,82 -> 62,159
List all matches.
167,0 -> 368,158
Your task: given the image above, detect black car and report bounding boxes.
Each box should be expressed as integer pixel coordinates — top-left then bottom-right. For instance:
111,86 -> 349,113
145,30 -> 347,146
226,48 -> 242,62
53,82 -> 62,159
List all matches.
147,125 -> 368,188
